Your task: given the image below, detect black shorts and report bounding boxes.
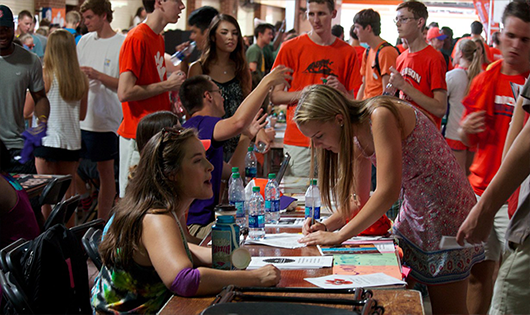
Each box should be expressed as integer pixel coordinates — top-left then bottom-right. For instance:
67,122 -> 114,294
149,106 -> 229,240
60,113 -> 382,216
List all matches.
81,131 -> 118,162
34,146 -> 81,162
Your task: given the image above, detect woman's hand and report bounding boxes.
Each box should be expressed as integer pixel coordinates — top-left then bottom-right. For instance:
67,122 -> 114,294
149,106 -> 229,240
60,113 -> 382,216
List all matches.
456,203 -> 495,246
252,265 -> 281,286
265,65 -> 293,88
298,230 -> 343,246
302,217 -> 326,235
242,109 -> 267,139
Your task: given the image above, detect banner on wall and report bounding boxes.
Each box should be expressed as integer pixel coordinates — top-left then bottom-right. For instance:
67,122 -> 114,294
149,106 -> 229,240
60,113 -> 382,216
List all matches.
473,0 -> 499,44
51,8 -> 65,27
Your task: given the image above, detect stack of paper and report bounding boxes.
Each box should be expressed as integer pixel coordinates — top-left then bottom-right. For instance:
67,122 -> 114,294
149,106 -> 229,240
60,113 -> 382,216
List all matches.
305,273 -> 406,289
244,233 -> 306,249
248,256 -> 333,270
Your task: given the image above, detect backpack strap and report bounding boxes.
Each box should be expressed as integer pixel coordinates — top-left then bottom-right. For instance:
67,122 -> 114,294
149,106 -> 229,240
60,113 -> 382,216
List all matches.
373,42 -> 401,77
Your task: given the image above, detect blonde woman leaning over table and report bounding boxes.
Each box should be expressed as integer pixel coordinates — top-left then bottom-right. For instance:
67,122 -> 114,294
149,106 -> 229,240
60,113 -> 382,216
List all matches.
92,127 -> 279,314
295,85 -> 483,315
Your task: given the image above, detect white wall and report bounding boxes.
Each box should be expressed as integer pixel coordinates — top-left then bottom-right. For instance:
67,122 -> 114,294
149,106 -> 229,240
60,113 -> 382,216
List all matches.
3,0 -> 34,19
109,0 -> 188,32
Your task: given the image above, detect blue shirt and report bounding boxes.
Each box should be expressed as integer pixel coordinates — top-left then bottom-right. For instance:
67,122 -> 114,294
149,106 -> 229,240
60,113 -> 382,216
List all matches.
183,116 -> 224,226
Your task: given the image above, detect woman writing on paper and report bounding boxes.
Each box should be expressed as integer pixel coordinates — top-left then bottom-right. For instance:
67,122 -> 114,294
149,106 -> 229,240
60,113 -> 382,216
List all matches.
295,85 -> 483,314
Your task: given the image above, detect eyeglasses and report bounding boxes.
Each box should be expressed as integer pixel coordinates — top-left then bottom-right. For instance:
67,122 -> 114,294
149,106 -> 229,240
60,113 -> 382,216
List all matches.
393,17 -> 417,24
209,89 -> 224,98
158,126 -> 184,170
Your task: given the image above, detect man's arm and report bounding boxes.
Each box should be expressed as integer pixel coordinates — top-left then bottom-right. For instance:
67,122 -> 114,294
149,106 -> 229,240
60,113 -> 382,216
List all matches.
117,70 -> 185,102
389,67 -> 447,118
29,89 -> 50,123
457,114 -> 530,245
356,77 -> 365,100
81,66 -> 119,90
214,66 -> 292,141
249,62 -> 258,73
270,83 -> 301,105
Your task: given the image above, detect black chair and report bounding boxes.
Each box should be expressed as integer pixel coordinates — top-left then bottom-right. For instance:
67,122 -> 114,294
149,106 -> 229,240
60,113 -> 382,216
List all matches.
0,238 -> 25,272
82,227 -> 103,270
71,219 -> 104,258
3,239 -> 30,285
38,175 -> 72,207
0,269 -> 33,314
42,195 -> 80,231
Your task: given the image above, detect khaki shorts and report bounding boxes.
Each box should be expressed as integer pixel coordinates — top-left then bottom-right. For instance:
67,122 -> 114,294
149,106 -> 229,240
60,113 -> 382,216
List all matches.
118,136 -> 140,198
489,236 -> 530,314
284,144 -> 313,177
188,221 -> 215,240
476,194 -> 509,261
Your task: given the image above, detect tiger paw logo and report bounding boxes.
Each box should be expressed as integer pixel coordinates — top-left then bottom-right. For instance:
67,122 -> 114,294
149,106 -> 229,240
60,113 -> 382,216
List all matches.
304,59 -> 336,76
155,51 -> 166,82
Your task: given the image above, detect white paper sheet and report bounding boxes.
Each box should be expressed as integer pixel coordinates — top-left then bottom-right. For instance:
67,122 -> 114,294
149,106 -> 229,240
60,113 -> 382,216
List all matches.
248,256 -> 333,270
439,236 -> 479,249
304,273 -> 406,289
244,233 -> 306,249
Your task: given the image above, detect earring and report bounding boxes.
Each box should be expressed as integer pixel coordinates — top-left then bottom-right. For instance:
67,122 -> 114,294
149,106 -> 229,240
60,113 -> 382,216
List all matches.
340,124 -> 344,127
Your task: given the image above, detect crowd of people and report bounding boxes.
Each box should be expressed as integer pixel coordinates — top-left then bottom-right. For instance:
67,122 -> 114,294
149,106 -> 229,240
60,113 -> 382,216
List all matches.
1,0 -> 530,314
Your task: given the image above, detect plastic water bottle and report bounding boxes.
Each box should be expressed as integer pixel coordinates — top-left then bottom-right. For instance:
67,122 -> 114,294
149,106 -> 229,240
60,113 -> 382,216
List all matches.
245,146 -> 257,183
305,179 -> 321,221
277,110 -> 286,123
255,141 -> 267,154
228,172 -> 246,227
382,83 -> 397,96
248,186 -> 265,240
228,167 -> 241,190
265,173 -> 280,224
170,41 -> 196,66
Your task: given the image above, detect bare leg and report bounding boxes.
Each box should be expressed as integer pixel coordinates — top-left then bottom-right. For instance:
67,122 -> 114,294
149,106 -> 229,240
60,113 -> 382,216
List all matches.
57,160 -> 79,227
465,151 -> 475,177
35,157 -> 57,219
428,278 -> 469,314
96,160 -> 116,221
468,260 -> 496,314
452,149 -> 467,176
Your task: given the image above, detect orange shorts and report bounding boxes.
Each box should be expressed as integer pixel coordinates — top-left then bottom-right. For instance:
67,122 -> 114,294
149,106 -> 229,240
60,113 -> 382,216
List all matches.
446,138 -> 476,152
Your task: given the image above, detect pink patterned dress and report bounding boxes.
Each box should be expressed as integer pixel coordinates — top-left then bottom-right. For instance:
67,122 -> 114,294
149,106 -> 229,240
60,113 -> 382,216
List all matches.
358,105 -> 484,284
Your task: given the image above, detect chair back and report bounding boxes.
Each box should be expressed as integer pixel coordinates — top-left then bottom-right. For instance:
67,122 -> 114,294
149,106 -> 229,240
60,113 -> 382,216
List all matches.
38,175 -> 72,206
0,269 -> 33,314
3,239 -> 30,285
0,238 -> 26,272
43,195 -> 80,231
82,227 -> 103,270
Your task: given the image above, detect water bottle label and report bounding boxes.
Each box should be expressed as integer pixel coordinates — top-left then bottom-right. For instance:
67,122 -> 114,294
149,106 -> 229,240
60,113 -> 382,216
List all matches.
305,206 -> 321,219
248,215 -> 258,228
257,214 -> 265,228
268,200 -> 279,213
245,167 -> 257,178
235,201 -> 245,218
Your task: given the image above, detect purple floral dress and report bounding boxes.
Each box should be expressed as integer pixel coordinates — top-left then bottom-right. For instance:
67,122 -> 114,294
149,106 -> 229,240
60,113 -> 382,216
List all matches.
357,104 -> 484,284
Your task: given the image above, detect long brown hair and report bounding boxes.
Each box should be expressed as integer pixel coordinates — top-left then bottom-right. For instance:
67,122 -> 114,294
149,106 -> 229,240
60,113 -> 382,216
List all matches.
43,29 -> 87,101
99,127 -> 198,269
457,39 -> 482,94
200,14 -> 251,97
294,85 -> 403,218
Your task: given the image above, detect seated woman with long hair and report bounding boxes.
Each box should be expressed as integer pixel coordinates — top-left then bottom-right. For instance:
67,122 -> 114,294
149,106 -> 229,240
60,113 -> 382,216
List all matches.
91,128 -> 280,314
295,85 -> 484,314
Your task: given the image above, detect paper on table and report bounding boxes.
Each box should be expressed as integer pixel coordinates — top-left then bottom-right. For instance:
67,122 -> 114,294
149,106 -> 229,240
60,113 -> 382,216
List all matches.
245,233 -> 306,249
304,273 -> 406,289
266,217 -> 328,228
248,256 -> 333,270
333,253 -> 399,266
439,236 -> 479,250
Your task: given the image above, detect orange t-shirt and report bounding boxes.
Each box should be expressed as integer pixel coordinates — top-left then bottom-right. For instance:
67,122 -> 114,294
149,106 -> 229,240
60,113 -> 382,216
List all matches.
490,47 -> 502,61
117,23 -> 171,139
396,45 -> 447,128
360,41 -> 400,99
353,45 -> 366,65
272,34 -> 362,147
462,65 -> 529,196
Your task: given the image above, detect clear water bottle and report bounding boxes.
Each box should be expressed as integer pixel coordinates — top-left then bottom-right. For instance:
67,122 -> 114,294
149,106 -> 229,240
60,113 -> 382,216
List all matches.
170,41 -> 196,66
245,146 -> 257,183
228,167 -> 240,190
248,186 -> 265,240
305,179 -> 321,221
382,83 -> 397,96
255,141 -> 267,154
229,172 -> 246,227
265,173 -> 280,224
277,110 -> 286,123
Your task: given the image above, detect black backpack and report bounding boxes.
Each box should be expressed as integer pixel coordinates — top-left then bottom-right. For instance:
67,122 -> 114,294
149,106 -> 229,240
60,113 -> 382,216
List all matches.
20,224 -> 91,314
365,42 -> 401,78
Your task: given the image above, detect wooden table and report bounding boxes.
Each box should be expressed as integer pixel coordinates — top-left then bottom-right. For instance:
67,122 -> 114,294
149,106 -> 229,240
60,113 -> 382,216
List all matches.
159,227 -> 424,314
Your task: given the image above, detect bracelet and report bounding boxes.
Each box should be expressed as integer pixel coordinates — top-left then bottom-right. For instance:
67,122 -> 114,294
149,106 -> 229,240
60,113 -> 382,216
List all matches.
321,222 -> 328,231
38,115 -> 47,122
